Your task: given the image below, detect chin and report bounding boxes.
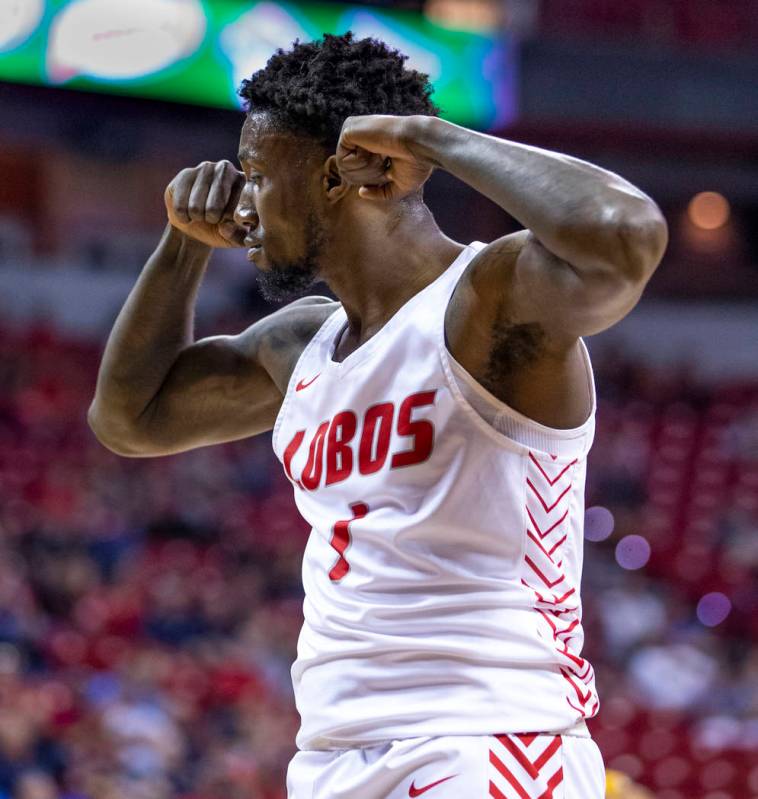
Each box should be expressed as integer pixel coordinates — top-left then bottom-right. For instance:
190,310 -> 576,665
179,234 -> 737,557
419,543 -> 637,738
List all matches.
256,258 -> 319,302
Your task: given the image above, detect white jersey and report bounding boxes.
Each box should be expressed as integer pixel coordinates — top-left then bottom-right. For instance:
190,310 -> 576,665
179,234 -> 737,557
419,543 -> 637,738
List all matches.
272,242 -> 599,751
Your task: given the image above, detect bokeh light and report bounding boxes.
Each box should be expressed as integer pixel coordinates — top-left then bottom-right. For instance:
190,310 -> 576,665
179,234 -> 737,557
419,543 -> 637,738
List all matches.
747,764 -> 758,793
615,535 -> 651,570
425,0 -> 501,31
584,505 -> 615,541
696,592 -> 732,627
700,759 -> 736,790
608,754 -> 644,781
653,756 -> 690,788
688,191 -> 730,230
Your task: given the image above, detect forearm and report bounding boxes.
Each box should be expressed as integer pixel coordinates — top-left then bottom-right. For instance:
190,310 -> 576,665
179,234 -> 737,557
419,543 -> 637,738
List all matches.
414,117 -> 666,278
89,224 -> 212,437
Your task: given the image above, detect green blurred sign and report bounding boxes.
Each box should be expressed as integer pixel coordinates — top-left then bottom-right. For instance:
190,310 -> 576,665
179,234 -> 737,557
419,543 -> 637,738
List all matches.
0,0 -> 515,129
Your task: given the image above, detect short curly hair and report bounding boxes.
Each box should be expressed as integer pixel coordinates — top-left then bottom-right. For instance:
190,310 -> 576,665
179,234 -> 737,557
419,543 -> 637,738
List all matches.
238,32 -> 439,151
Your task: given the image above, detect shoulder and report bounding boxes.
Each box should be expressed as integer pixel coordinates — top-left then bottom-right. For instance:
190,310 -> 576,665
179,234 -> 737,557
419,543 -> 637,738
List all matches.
457,231 -> 529,285
235,296 -> 339,349
232,296 -> 341,393
262,296 -> 341,345
278,294 -> 342,318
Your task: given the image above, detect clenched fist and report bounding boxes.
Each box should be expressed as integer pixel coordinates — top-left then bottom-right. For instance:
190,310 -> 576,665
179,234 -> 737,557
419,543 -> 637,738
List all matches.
336,115 -> 436,202
165,160 -> 247,248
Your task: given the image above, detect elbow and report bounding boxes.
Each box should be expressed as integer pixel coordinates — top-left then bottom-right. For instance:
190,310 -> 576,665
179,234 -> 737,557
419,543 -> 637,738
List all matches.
86,402 -> 152,458
613,201 -> 669,282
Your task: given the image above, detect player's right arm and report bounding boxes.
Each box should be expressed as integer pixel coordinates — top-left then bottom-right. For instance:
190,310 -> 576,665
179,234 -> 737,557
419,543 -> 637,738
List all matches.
87,160 -> 335,457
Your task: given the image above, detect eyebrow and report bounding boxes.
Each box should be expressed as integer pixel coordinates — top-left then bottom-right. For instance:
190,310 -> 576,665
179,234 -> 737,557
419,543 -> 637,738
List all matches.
237,150 -> 263,167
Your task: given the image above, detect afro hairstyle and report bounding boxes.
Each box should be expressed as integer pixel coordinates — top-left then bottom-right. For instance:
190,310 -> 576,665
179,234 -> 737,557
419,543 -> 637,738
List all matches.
238,31 -> 440,152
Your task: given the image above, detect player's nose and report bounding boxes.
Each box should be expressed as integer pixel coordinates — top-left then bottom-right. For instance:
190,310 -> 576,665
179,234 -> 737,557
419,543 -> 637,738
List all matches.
233,189 -> 258,229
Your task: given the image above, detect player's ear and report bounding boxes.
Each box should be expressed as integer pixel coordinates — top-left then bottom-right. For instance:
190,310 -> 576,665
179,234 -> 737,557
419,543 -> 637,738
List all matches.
322,155 -> 351,202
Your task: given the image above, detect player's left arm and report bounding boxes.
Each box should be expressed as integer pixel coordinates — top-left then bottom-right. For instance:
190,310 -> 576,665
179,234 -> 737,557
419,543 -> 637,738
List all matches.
337,115 -> 668,345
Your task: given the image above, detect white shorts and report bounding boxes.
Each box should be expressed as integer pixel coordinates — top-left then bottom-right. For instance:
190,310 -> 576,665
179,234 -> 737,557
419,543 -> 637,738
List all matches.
287,732 -> 605,799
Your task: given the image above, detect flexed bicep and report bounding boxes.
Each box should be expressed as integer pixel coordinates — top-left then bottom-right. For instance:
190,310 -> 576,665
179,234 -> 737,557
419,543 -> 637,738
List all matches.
451,229 -> 649,356
114,297 -> 338,457
506,229 -> 649,343
110,333 -> 282,457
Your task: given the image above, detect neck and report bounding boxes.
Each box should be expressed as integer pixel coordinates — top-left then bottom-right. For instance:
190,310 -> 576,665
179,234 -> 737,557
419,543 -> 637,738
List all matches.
320,201 -> 465,343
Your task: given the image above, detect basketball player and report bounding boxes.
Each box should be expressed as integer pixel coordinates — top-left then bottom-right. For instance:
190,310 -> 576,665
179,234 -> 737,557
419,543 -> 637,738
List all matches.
89,33 -> 667,799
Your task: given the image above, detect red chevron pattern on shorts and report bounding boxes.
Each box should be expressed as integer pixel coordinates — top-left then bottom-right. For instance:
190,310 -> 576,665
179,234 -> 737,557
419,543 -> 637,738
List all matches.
489,733 -> 564,799
522,452 -> 598,720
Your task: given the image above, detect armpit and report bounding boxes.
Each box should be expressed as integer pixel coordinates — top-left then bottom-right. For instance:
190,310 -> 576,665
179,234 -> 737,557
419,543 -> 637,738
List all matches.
482,315 -> 547,397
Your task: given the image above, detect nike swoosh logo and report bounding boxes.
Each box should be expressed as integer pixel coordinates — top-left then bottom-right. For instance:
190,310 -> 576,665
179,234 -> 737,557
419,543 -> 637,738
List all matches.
295,373 -> 321,391
408,775 -> 458,797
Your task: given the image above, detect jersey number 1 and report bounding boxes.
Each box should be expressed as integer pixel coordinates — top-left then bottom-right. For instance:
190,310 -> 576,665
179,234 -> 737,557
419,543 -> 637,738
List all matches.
329,502 -> 368,581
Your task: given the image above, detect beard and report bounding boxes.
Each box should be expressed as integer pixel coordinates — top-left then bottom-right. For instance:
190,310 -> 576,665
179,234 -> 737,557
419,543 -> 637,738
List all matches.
256,211 -> 326,303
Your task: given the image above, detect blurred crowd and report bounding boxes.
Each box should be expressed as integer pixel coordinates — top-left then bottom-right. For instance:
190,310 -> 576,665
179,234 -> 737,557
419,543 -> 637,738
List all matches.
0,320 -> 755,799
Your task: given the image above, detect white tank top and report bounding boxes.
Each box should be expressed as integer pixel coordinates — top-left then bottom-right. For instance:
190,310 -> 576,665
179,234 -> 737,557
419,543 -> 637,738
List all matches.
272,242 -> 598,750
